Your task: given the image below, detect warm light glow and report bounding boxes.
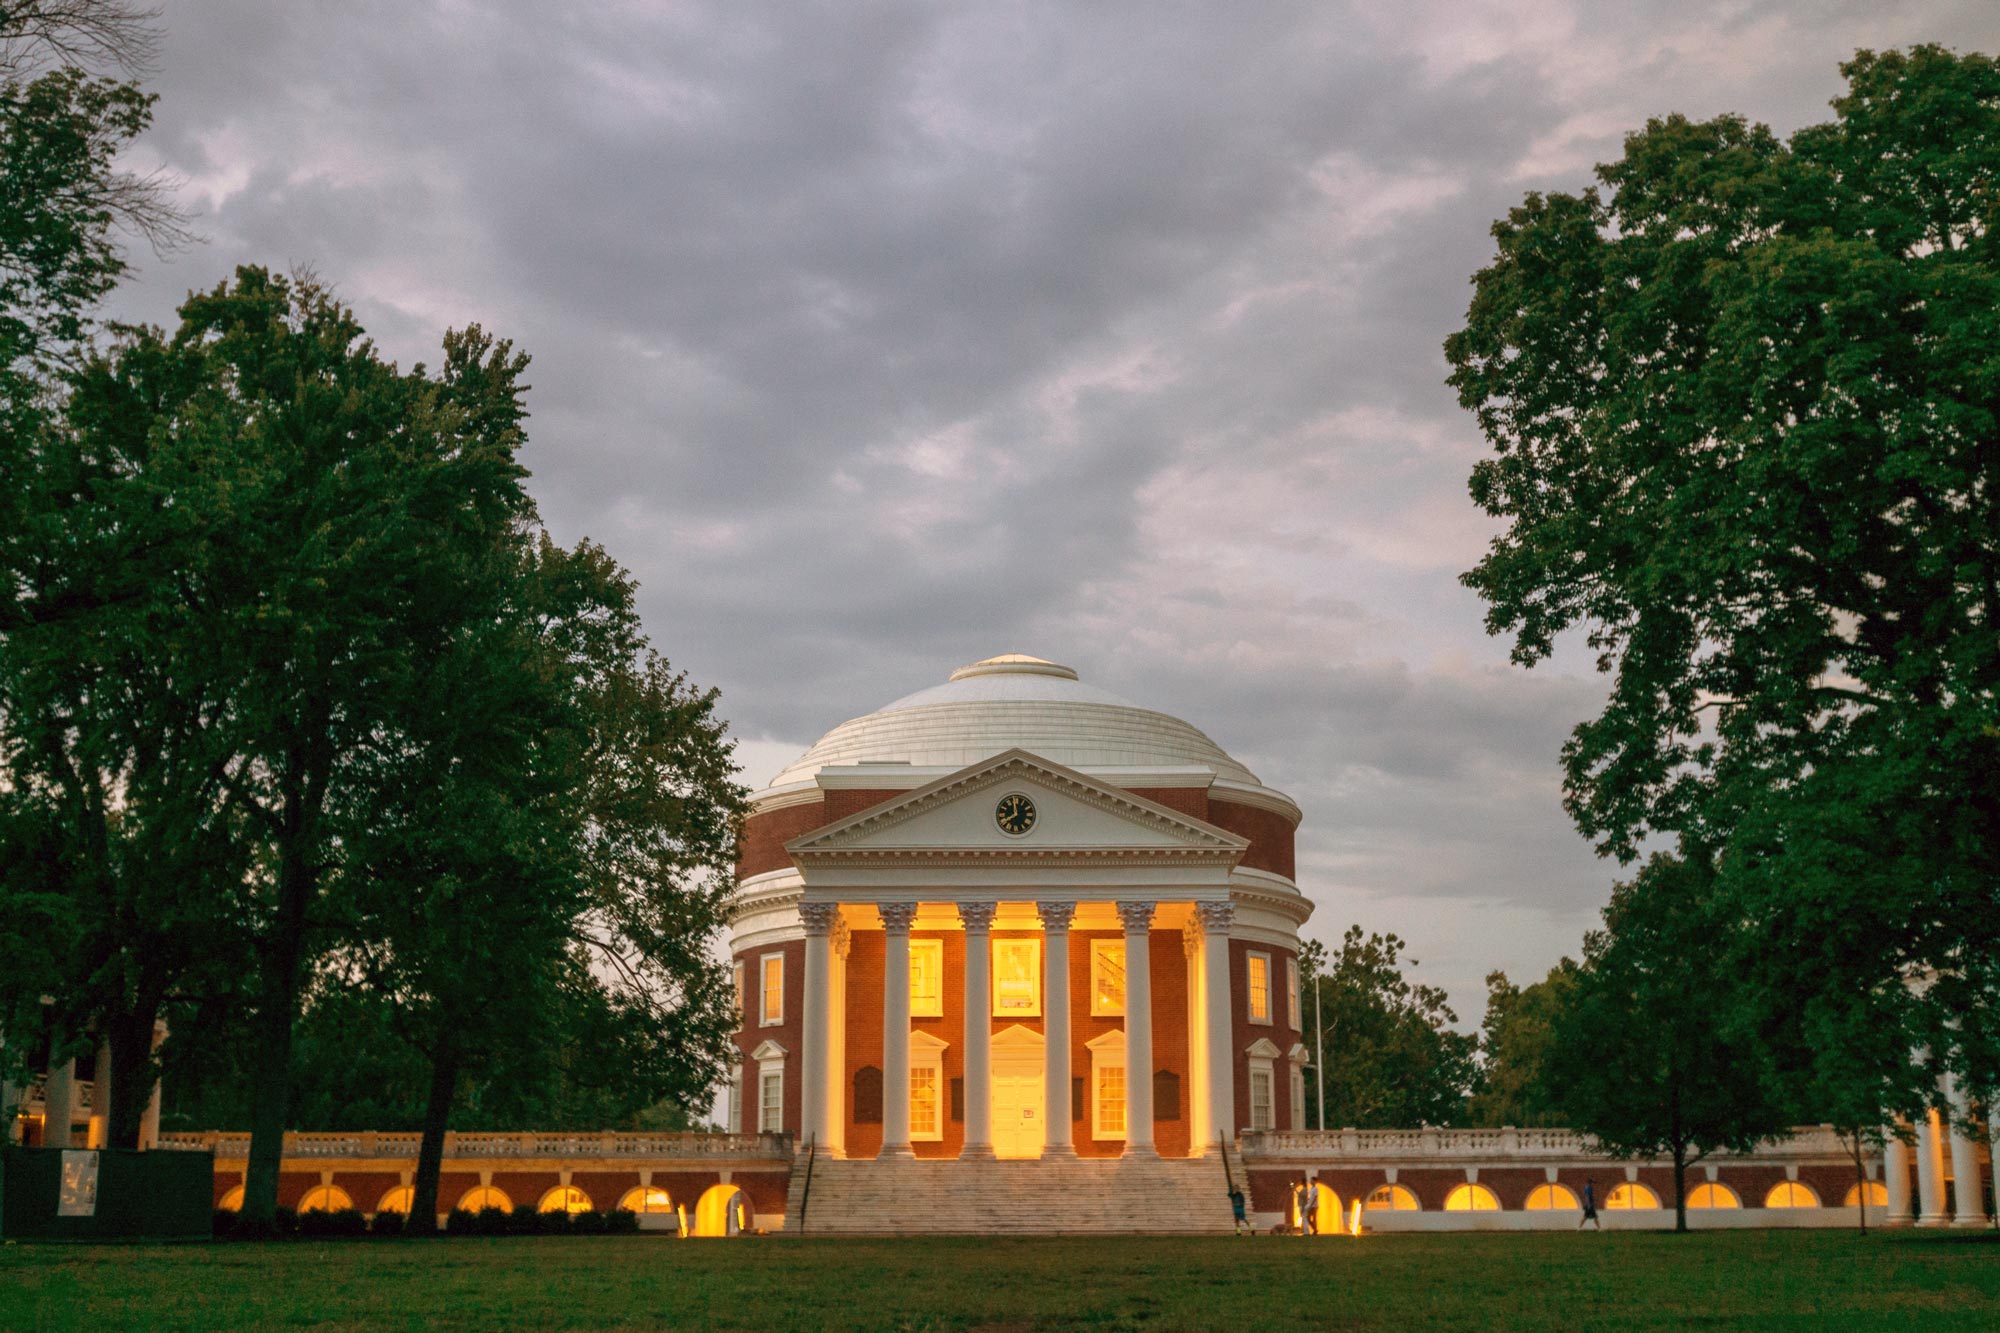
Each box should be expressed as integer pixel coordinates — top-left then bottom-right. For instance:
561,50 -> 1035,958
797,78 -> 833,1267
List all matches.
1364,1184 -> 1419,1212
217,1186 -> 245,1212
1091,939 -> 1126,1016
1605,1183 -> 1660,1210
909,939 -> 944,1018
1443,1183 -> 1500,1211
1247,953 -> 1271,1022
1290,1181 -> 1344,1234
621,1186 -> 674,1214
457,1185 -> 512,1214
910,1066 -> 941,1138
298,1185 -> 355,1214
1524,1184 -> 1580,1210
761,955 -> 784,1025
376,1186 -> 415,1215
1687,1182 -> 1741,1209
538,1185 -> 593,1214
1843,1181 -> 1888,1207
1350,1199 -> 1363,1236
1096,1063 -> 1126,1137
1764,1181 -> 1819,1209
993,937 -> 1041,1016
692,1184 -> 749,1237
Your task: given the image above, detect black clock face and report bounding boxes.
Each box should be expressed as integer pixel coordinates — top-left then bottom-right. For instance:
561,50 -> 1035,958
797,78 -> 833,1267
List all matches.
995,792 -> 1037,836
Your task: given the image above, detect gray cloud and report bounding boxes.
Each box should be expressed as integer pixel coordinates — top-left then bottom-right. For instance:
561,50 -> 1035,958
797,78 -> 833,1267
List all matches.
111,0 -> 1994,1019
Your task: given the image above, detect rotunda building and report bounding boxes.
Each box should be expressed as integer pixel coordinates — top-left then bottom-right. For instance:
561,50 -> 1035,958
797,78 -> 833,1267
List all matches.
728,655 -> 1313,1162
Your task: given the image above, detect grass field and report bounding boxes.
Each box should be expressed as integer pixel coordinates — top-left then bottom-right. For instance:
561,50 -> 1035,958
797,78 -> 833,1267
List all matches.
3,1229 -> 1997,1331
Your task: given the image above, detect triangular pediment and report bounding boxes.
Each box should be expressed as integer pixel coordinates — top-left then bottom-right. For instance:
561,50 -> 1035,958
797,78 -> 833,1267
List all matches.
785,749 -> 1249,863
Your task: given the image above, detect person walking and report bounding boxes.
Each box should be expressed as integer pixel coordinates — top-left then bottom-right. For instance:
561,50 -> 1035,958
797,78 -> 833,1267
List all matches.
1229,1185 -> 1248,1235
1302,1177 -> 1319,1236
1578,1179 -> 1600,1231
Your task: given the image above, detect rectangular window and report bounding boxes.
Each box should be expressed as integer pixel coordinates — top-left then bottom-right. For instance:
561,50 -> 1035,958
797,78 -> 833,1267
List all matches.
734,961 -> 746,1020
1247,951 -> 1271,1024
910,1065 -> 941,1140
1286,958 -> 1301,1030
1094,1063 -> 1126,1139
1091,939 -> 1125,1016
760,953 -> 784,1026
727,1073 -> 742,1135
992,938 -> 1041,1017
1291,1065 -> 1306,1130
760,1070 -> 783,1134
909,939 -> 944,1019
1249,1066 -> 1274,1131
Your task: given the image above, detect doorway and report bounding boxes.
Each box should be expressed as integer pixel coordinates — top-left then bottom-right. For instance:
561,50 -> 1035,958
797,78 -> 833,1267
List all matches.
989,1024 -> 1046,1159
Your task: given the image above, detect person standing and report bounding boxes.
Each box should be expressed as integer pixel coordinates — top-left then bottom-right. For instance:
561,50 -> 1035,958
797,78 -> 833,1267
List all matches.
1578,1179 -> 1600,1231
1302,1177 -> 1319,1236
1229,1185 -> 1248,1235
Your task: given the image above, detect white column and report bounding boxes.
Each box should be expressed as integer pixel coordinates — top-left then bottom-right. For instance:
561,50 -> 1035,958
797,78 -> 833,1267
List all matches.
1184,920 -> 1210,1155
799,902 -> 839,1152
878,902 -> 917,1159
140,1020 -> 167,1150
43,1057 -> 75,1150
90,1041 -> 111,1148
1882,1125 -> 1913,1225
830,918 -> 850,1157
1039,901 -> 1076,1159
1915,1107 -> 1949,1226
959,902 -> 996,1159
1198,901 -> 1237,1152
1945,1072 -> 1989,1227
1117,900 -> 1156,1157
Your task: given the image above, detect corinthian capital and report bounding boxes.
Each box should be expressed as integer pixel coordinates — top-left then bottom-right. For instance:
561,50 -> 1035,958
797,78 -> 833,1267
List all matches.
1194,900 -> 1236,933
957,901 -> 998,933
1036,900 -> 1077,934
1115,900 -> 1157,934
799,901 -> 841,936
876,902 -> 918,935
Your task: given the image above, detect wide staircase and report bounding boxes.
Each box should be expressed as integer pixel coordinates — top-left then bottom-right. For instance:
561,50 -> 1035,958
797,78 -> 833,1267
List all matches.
784,1151 -> 1236,1235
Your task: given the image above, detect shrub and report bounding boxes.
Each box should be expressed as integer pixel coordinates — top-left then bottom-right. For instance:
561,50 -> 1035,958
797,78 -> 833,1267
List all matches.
475,1205 -> 512,1237
370,1210 -> 407,1238
605,1208 -> 639,1235
212,1209 -> 239,1240
445,1208 -> 476,1236
534,1207 -> 571,1236
298,1208 -> 368,1238
570,1209 -> 608,1236
273,1207 -> 300,1238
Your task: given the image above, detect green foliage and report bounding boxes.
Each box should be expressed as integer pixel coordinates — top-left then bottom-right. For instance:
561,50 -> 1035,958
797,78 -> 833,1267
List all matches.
1466,960 -> 1577,1128
1544,853 -> 1793,1231
1306,925 -> 1476,1129
1446,44 -> 2000,1118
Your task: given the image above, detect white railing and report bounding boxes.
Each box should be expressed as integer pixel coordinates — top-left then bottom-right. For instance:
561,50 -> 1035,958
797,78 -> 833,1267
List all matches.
1240,1124 -> 1850,1161
152,1130 -> 791,1160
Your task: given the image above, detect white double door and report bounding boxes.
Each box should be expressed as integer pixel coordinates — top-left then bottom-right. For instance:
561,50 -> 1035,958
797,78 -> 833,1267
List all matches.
989,1026 -> 1045,1159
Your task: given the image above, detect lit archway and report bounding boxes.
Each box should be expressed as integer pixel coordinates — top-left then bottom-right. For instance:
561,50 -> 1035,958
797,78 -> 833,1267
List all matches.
1364,1184 -> 1419,1212
298,1185 -> 354,1213
1843,1182 -> 1887,1208
1605,1183 -> 1660,1210
538,1185 -> 594,1214
216,1186 -> 245,1212
620,1186 -> 674,1214
1524,1184 -> 1579,1210
693,1184 -> 752,1236
1289,1182 -> 1343,1234
456,1185 -> 512,1214
1764,1182 -> 1819,1209
1687,1182 -> 1740,1209
1443,1183 -> 1500,1212
376,1185 -> 415,1215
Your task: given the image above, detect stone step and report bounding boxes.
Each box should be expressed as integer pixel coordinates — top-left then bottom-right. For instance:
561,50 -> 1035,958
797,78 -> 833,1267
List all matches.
786,1156 -> 1236,1235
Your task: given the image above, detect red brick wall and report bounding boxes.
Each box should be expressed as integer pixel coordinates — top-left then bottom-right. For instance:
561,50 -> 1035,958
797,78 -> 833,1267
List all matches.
823,788 -> 906,822
1141,787 -> 1211,820
1229,939 -> 1301,1134
1474,1167 -> 1551,1210
845,929 -> 885,1159
335,1171 -> 405,1213
736,799 -> 827,880
437,1171 -> 482,1211
734,938 -> 804,1135
1207,798 -> 1297,880
488,1172 -> 562,1211
569,1171 -> 644,1213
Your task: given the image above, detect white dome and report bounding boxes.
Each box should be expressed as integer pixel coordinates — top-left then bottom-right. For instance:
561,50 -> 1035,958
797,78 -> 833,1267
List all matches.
765,655 -> 1262,789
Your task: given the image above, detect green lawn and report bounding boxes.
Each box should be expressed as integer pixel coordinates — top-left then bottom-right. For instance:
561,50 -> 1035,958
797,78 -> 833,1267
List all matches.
3,1229 -> 1996,1331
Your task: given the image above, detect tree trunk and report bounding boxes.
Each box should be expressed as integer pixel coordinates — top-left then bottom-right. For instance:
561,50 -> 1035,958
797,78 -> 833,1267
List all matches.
102,1001 -> 161,1151
408,1030 -> 462,1234
240,842 -> 313,1229
1850,1135 -> 1868,1235
1672,1144 -> 1688,1234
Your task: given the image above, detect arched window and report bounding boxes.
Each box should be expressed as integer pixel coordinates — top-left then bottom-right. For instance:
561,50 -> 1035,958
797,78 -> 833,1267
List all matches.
539,1185 -> 593,1214
1364,1183 -> 1420,1211
456,1185 -> 512,1214
1764,1181 -> 1819,1209
1687,1182 -> 1740,1209
1524,1184 -> 1580,1210
216,1186 -> 245,1212
1443,1183 -> 1501,1211
1843,1181 -> 1888,1208
620,1186 -> 674,1214
375,1186 -> 415,1215
1605,1183 -> 1661,1210
298,1185 -> 354,1213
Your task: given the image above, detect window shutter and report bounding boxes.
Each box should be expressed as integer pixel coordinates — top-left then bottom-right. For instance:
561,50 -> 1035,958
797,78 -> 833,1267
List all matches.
1153,1069 -> 1181,1121
853,1065 -> 883,1124
1071,1076 -> 1085,1123
950,1078 -> 965,1122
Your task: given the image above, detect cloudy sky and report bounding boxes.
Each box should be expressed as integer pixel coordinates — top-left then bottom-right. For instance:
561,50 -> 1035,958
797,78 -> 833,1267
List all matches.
110,0 -> 1991,1022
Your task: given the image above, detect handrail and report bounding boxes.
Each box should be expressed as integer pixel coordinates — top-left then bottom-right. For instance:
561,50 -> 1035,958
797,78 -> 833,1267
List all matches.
798,1135 -> 817,1237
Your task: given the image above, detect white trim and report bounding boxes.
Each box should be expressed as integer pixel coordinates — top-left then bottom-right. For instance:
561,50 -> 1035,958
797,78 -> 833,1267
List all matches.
1086,1030 -> 1127,1141
908,1030 -> 949,1143
759,952 -> 785,1027
1090,938 -> 1126,1017
1248,1059 -> 1276,1132
1246,950 -> 1273,1025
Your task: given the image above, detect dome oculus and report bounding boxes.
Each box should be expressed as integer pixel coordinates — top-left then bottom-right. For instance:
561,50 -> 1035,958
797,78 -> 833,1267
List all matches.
994,792 -> 1037,837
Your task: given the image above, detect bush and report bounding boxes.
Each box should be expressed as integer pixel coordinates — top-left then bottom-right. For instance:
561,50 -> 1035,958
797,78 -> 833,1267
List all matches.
298,1208 -> 368,1238
604,1208 -> 639,1235
370,1209 -> 407,1238
212,1209 -> 239,1240
571,1209 -> 608,1236
475,1205 -> 512,1237
445,1207 -> 476,1235
537,1207 -> 572,1235
273,1207 -> 300,1238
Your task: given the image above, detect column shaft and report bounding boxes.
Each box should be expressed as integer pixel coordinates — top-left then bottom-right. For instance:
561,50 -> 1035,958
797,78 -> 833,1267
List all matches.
1118,901 -> 1156,1156
1185,924 -> 1210,1154
1039,902 -> 1076,1158
43,1058 -> 75,1150
1945,1073 -> 1989,1227
1882,1126 -> 1913,1225
1198,902 -> 1237,1152
960,903 -> 996,1159
799,903 -> 838,1151
1915,1108 -> 1949,1226
879,903 -> 917,1158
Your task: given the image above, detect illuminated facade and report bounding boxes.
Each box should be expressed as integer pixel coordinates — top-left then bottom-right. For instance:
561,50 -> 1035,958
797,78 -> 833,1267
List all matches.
726,655 -> 1314,1165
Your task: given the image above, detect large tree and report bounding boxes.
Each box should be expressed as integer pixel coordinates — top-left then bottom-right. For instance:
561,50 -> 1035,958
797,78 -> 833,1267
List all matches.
1305,925 -> 1476,1129
1546,853 -> 1792,1232
1466,960 -> 1577,1129
1445,45 -> 2000,1118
